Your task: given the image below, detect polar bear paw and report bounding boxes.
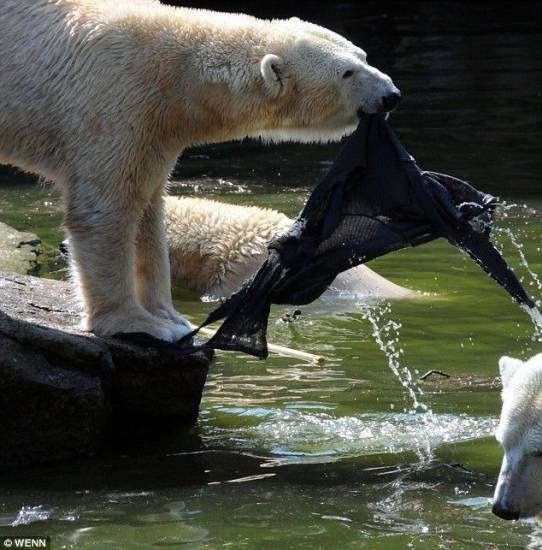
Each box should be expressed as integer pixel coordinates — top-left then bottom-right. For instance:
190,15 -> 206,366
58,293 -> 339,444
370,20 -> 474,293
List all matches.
142,302 -> 194,334
90,305 -> 193,343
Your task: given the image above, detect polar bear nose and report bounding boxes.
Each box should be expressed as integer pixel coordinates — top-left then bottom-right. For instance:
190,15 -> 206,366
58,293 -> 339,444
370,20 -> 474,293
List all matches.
382,92 -> 402,112
492,500 -> 520,521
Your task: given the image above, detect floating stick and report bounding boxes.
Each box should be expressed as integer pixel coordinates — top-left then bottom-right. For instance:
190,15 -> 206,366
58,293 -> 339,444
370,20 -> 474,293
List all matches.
197,326 -> 325,365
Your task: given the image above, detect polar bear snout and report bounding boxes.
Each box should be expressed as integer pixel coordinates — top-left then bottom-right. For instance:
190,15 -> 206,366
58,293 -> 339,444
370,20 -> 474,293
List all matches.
492,499 -> 520,521
381,91 -> 402,112
354,64 -> 401,116
356,89 -> 402,117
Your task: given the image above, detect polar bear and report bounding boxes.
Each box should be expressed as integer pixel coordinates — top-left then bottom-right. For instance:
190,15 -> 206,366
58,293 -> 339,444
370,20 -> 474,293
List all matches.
493,353 -> 542,521
164,196 -> 413,300
0,0 -> 400,342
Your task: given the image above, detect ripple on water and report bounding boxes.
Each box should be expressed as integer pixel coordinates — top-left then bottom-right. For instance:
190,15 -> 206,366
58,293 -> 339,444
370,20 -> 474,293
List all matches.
203,408 -> 497,464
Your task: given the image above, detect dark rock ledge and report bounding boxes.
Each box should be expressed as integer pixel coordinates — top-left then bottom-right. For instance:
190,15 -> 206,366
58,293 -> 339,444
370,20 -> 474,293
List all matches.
0,271 -> 213,468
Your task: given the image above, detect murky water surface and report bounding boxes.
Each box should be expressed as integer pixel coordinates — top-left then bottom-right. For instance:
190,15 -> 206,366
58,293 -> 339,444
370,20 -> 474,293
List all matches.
1,1 -> 541,548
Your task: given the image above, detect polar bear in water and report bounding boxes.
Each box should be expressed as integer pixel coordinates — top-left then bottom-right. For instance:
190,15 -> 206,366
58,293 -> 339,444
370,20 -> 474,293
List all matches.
164,196 -> 413,300
493,353 -> 542,521
0,1 -> 400,341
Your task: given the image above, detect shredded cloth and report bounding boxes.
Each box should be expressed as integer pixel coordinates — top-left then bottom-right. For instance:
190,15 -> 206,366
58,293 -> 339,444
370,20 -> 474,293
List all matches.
181,114 -> 535,358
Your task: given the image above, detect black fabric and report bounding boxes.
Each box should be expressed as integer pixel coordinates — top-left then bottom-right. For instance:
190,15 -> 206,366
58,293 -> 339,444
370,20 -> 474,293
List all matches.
180,114 -> 534,358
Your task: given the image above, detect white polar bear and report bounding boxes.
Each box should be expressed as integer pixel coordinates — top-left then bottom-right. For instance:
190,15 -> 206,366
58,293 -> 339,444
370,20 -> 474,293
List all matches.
493,353 -> 542,521
0,0 -> 400,342
164,196 -> 414,300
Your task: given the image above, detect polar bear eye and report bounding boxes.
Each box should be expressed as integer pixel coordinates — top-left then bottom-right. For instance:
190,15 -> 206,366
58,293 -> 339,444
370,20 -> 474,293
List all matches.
342,70 -> 354,79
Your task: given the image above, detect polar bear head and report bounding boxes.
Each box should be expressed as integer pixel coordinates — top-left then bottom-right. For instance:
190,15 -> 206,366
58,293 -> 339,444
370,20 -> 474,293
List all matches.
255,17 -> 401,143
493,353 -> 542,521
188,14 -> 400,145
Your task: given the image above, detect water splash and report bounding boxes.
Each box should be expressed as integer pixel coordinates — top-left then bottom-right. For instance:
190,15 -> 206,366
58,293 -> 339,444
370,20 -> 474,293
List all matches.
494,202 -> 542,341
11,506 -> 51,527
169,177 -> 252,195
497,226 -> 542,298
203,408 -> 497,465
358,301 -> 429,415
524,306 -> 542,342
356,301 -> 438,462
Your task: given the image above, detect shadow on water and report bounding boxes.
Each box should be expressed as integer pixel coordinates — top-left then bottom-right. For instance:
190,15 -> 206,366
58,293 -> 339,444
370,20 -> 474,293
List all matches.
1,1 -> 542,547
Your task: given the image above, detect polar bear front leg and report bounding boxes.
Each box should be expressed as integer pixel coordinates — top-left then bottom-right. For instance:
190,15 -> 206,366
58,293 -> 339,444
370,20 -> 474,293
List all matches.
65,189 -> 189,343
135,188 -> 192,333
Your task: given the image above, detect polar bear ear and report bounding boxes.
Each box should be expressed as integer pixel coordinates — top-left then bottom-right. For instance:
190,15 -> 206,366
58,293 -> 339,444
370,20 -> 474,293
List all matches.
260,54 -> 285,97
499,356 -> 524,389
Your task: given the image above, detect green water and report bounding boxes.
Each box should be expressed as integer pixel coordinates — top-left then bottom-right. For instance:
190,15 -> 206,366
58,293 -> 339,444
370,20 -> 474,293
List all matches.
0,179 -> 541,548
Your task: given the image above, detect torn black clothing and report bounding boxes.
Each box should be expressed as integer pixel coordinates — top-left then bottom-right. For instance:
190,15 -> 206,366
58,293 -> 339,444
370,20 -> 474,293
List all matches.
181,114 -> 534,358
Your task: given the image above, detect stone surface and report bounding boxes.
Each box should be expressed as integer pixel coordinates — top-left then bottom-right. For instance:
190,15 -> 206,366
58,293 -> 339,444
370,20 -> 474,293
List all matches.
0,271 -> 213,468
0,221 -> 41,275
0,335 -> 107,468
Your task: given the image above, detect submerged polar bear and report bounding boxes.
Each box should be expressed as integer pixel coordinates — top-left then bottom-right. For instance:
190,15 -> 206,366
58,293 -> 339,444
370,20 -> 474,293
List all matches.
164,196 -> 413,300
493,354 -> 542,521
0,0 -> 400,341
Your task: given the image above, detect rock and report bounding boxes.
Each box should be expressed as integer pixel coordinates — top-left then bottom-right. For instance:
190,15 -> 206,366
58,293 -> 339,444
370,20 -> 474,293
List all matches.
0,221 -> 41,275
0,335 -> 107,467
0,271 -> 213,468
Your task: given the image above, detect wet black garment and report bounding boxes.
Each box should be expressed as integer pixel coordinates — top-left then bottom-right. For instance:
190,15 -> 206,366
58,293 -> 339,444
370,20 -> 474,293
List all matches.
182,114 -> 534,358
